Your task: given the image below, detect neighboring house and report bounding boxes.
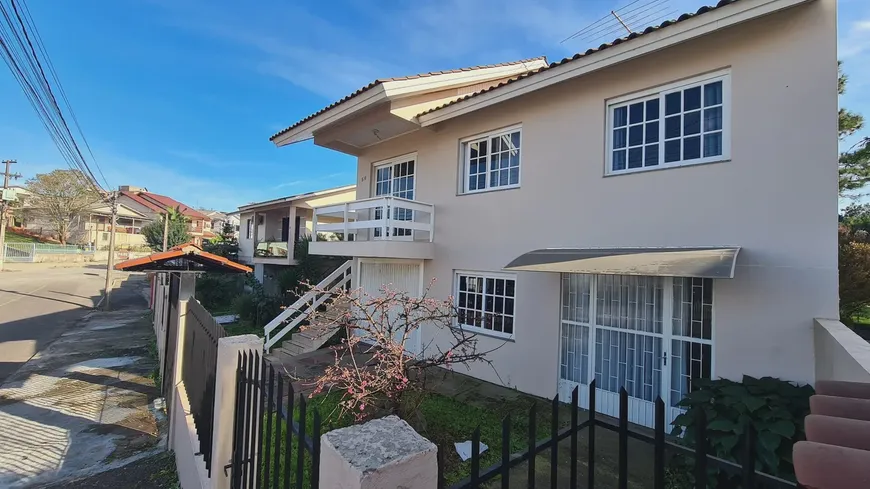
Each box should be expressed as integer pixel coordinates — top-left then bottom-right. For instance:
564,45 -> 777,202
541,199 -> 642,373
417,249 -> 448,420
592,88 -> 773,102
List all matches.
75,201 -> 150,249
2,185 -> 28,227
200,209 -> 240,239
117,185 -> 214,246
18,189 -> 151,248
268,0 -> 838,429
236,184 -> 356,290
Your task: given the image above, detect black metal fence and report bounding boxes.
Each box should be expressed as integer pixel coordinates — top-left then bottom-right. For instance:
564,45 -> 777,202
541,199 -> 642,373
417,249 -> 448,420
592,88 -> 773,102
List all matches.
162,273 -> 180,408
440,380 -> 801,489
231,351 -> 322,489
181,299 -> 227,476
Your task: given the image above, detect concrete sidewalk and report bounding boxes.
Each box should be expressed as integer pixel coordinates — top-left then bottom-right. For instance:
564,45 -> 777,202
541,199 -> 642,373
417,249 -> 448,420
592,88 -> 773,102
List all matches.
0,275 -> 166,488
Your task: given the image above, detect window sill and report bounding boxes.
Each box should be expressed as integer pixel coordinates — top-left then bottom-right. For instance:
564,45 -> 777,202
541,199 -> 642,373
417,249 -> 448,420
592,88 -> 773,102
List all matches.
451,324 -> 515,342
604,157 -> 731,177
457,184 -> 521,197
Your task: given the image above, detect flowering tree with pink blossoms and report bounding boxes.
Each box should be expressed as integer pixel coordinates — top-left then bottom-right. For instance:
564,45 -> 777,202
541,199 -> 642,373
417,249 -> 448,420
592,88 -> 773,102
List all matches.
300,279 -> 502,422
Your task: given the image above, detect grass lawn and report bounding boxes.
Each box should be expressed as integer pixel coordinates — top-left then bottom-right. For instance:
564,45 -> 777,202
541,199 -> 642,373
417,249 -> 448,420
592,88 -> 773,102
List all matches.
844,307 -> 870,342
223,319 -> 264,337
5,230 -> 38,243
261,390 -> 574,486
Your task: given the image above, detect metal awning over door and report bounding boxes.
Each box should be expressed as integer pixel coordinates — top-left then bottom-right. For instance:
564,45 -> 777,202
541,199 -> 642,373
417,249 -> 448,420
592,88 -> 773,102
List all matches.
504,247 -> 740,279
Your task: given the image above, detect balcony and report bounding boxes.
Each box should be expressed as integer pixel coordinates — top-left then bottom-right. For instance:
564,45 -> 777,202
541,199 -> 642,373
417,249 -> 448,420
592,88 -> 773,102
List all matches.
254,240 -> 294,265
309,196 -> 435,260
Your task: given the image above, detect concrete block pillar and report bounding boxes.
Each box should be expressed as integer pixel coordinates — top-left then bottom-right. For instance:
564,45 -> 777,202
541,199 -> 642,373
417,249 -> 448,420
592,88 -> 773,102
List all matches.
211,334 -> 263,489
287,206 -> 297,261
320,415 -> 438,489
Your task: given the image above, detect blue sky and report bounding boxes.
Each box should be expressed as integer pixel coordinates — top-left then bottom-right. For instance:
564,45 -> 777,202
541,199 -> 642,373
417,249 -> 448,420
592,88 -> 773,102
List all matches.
0,0 -> 868,211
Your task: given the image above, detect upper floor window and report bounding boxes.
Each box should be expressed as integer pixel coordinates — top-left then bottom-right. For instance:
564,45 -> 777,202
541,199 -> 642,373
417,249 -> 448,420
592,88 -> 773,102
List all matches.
460,126 -> 521,194
607,72 -> 730,175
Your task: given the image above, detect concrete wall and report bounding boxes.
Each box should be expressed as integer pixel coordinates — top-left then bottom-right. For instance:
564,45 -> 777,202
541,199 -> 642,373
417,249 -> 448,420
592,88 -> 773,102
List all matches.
345,0 -> 837,397
815,319 -> 870,384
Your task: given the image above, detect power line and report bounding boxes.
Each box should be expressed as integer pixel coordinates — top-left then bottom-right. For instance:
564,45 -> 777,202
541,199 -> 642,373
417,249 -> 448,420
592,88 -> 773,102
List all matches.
18,1 -> 109,190
0,0 -> 105,195
8,0 -> 102,189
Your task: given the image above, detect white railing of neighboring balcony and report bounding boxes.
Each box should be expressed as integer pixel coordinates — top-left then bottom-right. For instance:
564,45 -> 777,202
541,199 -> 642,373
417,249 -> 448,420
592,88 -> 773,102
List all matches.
311,196 -> 435,243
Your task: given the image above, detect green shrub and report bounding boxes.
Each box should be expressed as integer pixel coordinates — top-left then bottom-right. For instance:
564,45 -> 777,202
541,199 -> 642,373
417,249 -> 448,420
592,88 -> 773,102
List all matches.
671,376 -> 813,481
232,293 -> 257,321
196,273 -> 244,312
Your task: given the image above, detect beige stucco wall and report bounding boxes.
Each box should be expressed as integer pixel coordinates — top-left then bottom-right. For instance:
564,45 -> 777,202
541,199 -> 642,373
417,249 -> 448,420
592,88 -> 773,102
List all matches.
299,187 -> 357,208
346,0 -> 838,398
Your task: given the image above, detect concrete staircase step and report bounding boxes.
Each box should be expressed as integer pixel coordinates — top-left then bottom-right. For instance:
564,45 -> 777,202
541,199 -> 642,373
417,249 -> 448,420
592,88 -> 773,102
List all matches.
297,325 -> 338,341
275,343 -> 304,356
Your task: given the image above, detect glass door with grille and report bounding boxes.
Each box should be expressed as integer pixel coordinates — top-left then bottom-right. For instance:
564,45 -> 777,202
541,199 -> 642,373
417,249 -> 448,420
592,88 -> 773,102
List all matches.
373,157 -> 415,240
559,273 -> 713,429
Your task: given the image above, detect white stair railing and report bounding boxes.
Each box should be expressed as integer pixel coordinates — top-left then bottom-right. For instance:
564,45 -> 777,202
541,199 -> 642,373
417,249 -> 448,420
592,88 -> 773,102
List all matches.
264,260 -> 353,351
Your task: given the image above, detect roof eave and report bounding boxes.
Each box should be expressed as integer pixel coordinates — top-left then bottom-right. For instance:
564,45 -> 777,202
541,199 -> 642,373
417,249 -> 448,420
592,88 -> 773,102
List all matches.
271,85 -> 389,147
417,0 -> 813,126
237,184 -> 357,212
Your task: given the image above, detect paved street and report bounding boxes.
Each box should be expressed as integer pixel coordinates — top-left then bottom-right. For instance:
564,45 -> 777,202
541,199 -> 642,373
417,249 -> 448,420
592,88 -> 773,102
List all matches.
0,265 -> 110,383
0,269 -> 164,487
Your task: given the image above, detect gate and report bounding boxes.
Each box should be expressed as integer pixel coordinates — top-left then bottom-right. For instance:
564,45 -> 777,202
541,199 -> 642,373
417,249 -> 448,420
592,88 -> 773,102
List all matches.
3,243 -> 35,262
230,352 -> 322,489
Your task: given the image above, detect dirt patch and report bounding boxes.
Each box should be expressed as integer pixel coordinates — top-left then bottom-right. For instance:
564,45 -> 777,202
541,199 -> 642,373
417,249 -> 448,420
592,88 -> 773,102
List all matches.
35,452 -> 179,489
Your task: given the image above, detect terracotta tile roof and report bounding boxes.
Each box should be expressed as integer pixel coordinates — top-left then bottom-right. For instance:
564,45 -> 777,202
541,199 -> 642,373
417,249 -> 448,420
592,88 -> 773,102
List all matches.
120,190 -> 209,221
268,57 -> 548,142
114,242 -> 252,273
416,0 -> 742,118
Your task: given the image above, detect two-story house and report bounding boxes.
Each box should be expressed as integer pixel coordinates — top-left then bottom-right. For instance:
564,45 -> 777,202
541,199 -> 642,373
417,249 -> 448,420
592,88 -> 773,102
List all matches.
267,0 -> 837,428
236,184 -> 356,290
117,185 -> 215,246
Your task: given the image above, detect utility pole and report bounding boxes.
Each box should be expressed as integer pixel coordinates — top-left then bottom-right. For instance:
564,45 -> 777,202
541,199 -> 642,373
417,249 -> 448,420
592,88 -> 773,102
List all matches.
0,160 -> 22,272
103,190 -> 118,309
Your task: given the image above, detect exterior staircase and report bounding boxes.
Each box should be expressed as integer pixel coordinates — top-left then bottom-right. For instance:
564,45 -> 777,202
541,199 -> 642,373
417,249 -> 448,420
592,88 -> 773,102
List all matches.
263,260 -> 353,356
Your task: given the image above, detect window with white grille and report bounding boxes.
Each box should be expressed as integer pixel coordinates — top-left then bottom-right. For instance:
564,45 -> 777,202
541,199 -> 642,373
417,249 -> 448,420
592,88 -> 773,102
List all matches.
460,126 -> 521,193
455,271 -> 516,338
607,72 -> 730,174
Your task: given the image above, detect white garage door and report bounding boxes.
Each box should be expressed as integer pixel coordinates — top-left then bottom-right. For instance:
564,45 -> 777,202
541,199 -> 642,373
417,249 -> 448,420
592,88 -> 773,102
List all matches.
357,260 -> 423,356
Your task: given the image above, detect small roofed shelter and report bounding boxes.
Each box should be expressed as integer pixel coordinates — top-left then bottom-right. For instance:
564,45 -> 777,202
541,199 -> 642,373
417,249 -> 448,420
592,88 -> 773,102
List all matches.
114,243 -> 252,274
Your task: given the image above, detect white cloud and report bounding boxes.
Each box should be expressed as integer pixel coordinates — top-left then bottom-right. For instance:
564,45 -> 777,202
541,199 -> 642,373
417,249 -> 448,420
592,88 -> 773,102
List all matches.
151,0 -> 600,100
840,19 -> 870,59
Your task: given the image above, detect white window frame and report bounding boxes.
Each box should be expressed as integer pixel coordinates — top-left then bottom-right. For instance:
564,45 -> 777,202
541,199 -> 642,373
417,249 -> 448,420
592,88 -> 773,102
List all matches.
371,152 -> 417,240
605,70 -> 731,176
453,270 -> 517,340
459,124 -> 522,194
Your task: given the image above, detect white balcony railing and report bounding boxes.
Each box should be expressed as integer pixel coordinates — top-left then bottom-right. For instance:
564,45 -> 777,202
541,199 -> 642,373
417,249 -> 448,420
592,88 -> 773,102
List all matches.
312,196 -> 434,243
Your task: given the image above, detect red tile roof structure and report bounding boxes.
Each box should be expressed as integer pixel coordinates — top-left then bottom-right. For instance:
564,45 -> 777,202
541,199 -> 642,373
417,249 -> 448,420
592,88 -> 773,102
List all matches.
114,243 -> 251,273
120,190 -> 209,221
